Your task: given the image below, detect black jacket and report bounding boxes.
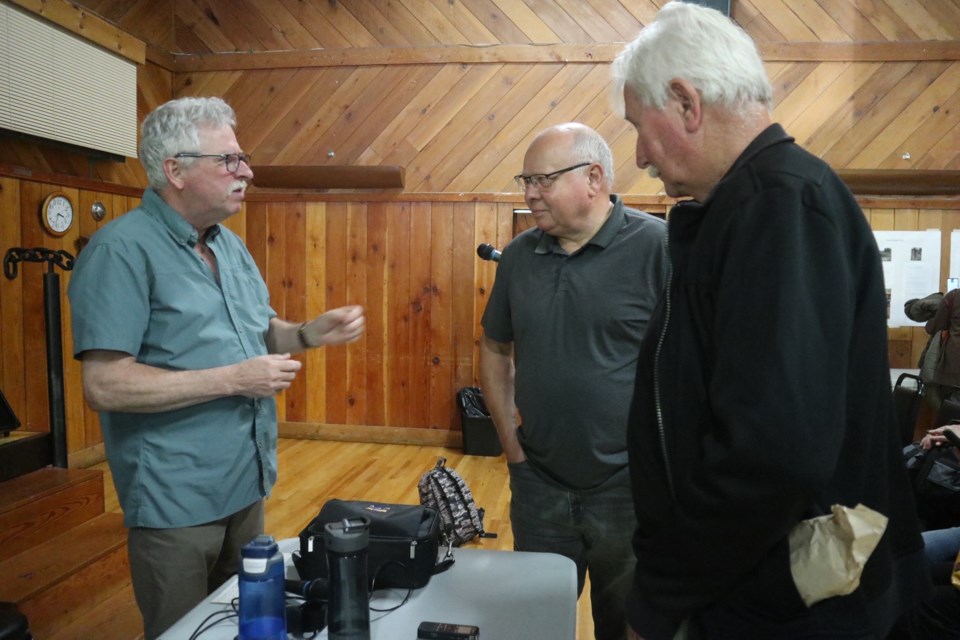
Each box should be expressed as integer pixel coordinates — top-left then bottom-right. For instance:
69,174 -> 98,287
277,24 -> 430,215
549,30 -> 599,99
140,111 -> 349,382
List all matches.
626,124 -> 929,639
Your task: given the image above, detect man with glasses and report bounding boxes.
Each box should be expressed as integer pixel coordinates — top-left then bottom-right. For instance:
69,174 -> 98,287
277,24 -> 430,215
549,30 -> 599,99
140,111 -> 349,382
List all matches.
68,96 -> 364,638
480,122 -> 667,640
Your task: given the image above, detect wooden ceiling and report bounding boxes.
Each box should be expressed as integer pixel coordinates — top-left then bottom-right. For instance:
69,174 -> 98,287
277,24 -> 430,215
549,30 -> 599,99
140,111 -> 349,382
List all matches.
6,0 -> 960,193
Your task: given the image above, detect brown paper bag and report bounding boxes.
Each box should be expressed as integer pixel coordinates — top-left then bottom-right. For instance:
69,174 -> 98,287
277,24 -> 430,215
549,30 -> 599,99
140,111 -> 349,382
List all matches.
951,548 -> 960,592
788,503 -> 888,607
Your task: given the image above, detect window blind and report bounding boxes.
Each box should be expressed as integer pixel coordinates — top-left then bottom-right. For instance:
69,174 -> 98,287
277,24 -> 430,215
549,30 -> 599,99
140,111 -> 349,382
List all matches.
0,2 -> 137,158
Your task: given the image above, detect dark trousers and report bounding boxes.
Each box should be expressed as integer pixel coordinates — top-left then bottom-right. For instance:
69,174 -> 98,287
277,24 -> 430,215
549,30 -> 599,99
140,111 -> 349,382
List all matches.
509,461 -> 635,640
127,499 -> 264,639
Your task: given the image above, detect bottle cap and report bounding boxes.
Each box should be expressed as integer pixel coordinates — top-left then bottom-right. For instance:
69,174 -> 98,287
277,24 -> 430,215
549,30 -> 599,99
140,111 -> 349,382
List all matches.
241,534 -> 279,559
324,517 -> 370,553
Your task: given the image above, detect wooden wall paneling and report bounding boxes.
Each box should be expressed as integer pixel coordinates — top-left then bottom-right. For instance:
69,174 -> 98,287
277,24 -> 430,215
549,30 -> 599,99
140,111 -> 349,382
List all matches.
927,3 -> 960,39
458,0 -> 532,44
303,201 -> 328,423
509,0 -> 584,43
426,63 -> 564,191
818,0 -> 883,41
473,202 -> 498,385
852,63 -> 960,169
173,12 -> 214,54
363,202 -> 388,427
300,65 -> 432,167
364,0 -> 446,46
242,67 -> 356,163
776,62 -> 855,142
269,66 -> 383,166
364,64 -> 475,165
391,0 -> 470,44
409,63 -> 546,192
345,202 -> 369,426
419,0 -> 499,44
450,202 -> 477,392
833,62 -> 951,168
222,68 -> 300,127
308,0 -> 381,48
176,0 -> 253,53
553,0 -> 626,42
787,1 -> 850,41
428,202 -> 455,429
897,3 -> 957,40
408,202 -> 433,429
323,202 -> 350,425
337,0 -> 416,47
381,64 -> 504,167
880,79 -> 960,170
283,201 -> 307,423
329,65 -> 446,169
802,61 -> 890,159
918,121 -> 960,170
458,63 -> 594,193
271,0 -> 350,49
386,202 -> 412,426
0,177 -> 25,427
173,70 -> 244,103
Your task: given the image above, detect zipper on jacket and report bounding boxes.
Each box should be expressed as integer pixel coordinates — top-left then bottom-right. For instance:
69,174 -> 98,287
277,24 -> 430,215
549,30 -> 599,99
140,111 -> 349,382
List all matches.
654,241 -> 676,501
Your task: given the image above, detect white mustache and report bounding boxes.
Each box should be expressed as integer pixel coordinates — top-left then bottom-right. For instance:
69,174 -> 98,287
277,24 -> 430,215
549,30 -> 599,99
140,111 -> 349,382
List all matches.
647,166 -> 660,179
230,180 -> 248,194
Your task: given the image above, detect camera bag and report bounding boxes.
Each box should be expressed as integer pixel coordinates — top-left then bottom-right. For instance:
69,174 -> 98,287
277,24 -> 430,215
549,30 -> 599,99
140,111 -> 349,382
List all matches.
293,499 -> 443,590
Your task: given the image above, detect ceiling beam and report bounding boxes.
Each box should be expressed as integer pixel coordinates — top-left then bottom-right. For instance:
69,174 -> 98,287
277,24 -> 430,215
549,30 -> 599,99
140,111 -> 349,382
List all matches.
250,165 -> 405,190
837,170 -> 960,197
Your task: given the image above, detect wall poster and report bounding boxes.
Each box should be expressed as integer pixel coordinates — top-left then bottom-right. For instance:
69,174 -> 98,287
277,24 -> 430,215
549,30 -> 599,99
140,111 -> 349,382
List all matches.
875,230 -> 941,327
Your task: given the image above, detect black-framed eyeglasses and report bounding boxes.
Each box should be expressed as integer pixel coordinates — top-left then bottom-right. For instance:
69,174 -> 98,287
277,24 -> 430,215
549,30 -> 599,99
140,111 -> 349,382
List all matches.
514,162 -> 592,191
174,152 -> 252,173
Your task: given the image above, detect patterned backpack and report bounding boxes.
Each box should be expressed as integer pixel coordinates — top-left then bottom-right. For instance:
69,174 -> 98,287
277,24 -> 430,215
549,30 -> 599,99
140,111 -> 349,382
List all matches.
418,457 -> 497,546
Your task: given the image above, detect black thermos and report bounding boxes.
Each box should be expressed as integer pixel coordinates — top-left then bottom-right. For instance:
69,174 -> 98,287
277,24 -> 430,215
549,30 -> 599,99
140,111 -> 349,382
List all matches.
324,516 -> 371,639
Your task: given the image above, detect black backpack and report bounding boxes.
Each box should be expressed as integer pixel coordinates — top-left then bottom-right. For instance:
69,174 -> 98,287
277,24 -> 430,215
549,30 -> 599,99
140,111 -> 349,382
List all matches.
417,457 -> 497,546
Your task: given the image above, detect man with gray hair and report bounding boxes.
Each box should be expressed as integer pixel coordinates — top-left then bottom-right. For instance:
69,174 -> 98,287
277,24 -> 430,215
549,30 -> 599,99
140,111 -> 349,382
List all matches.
480,122 -> 667,639
611,4 -> 928,639
68,96 -> 364,638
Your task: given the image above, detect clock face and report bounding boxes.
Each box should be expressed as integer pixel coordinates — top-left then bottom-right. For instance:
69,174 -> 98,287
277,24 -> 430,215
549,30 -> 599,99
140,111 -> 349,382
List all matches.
43,194 -> 74,236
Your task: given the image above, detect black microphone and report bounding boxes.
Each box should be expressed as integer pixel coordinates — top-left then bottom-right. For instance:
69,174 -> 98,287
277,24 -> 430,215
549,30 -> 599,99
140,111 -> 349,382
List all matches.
477,243 -> 501,262
285,578 -> 330,600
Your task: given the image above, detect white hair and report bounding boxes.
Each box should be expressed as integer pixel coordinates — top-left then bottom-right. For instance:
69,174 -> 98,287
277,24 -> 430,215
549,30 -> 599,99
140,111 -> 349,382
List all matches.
611,2 -> 772,115
139,97 -> 237,190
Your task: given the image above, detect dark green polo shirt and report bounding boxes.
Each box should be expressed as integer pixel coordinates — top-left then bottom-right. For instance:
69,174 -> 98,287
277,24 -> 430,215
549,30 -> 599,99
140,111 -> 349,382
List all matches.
481,195 -> 667,488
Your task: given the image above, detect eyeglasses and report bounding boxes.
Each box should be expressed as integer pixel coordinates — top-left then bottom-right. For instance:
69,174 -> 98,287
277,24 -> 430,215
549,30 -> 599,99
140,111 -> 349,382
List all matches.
514,162 -> 592,191
174,152 -> 252,173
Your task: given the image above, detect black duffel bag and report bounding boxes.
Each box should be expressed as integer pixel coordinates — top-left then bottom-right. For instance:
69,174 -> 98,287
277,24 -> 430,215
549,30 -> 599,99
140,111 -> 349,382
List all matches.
904,438 -> 960,531
293,499 -> 444,590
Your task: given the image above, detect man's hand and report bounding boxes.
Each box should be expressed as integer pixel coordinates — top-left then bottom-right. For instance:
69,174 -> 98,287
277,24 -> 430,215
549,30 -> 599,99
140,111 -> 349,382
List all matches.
921,423 -> 960,450
302,305 -> 365,347
231,353 -> 303,397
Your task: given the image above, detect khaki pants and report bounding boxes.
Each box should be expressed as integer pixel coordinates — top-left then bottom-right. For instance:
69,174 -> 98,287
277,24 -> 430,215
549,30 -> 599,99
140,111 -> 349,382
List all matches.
127,500 -> 264,639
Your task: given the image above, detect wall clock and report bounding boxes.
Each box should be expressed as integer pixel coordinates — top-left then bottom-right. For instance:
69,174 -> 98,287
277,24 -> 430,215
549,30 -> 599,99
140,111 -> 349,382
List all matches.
41,192 -> 75,236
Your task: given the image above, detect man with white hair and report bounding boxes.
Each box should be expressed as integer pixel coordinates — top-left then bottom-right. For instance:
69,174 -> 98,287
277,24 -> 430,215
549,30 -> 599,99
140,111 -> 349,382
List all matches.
612,4 -> 929,639
68,97 -> 364,638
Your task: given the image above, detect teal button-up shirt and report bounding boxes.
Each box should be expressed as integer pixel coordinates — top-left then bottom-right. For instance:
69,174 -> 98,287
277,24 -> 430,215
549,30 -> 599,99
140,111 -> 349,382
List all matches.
68,188 -> 277,528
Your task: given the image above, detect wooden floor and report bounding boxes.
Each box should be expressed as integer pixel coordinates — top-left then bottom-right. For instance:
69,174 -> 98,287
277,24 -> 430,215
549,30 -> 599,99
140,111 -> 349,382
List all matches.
95,437 -> 597,639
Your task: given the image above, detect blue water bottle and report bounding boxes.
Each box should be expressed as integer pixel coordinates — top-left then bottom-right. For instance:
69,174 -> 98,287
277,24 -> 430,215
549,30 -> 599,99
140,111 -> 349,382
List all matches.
238,534 -> 287,640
